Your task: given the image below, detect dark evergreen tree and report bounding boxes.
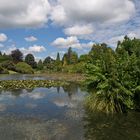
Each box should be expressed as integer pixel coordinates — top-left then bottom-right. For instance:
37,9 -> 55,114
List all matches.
11,49 -> 23,63
37,59 -> 44,70
25,53 -> 37,68
56,52 -> 60,61
43,56 -> 55,70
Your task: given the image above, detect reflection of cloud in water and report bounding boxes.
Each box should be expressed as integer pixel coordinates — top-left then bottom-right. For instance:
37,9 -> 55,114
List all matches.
29,93 -> 45,100
20,92 -> 45,100
0,104 -> 7,112
53,98 -> 76,108
52,91 -> 84,108
25,103 -> 37,109
0,92 -> 16,101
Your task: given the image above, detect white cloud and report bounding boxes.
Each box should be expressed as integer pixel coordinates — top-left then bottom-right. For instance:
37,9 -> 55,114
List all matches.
51,0 -> 135,25
52,36 -> 81,49
25,36 -> 38,42
2,44 -> 46,56
64,25 -> 94,36
0,0 -> 51,28
50,5 -> 67,26
52,36 -> 93,49
29,45 -> 46,52
20,45 -> 46,55
0,33 -> 7,42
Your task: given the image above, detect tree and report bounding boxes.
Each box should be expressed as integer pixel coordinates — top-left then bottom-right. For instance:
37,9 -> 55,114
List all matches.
55,52 -> 62,71
71,51 -> 78,64
62,54 -> 68,66
11,49 -> 23,63
37,59 -> 44,70
43,56 -> 55,70
67,47 -> 72,64
85,43 -> 134,113
56,52 -> 60,61
25,54 -> 37,68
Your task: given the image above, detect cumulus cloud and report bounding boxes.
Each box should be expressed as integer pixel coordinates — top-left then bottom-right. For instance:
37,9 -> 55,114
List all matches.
2,44 -> 46,56
25,36 -> 38,42
0,33 -> 7,42
52,36 -> 93,49
64,25 -> 94,36
51,0 -> 135,25
20,45 -> 46,55
0,0 -> 51,28
52,36 -> 81,49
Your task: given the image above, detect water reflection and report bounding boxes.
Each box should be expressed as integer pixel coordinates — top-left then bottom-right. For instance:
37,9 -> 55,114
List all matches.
84,109 -> 140,140
0,74 -> 140,140
0,83 -> 85,140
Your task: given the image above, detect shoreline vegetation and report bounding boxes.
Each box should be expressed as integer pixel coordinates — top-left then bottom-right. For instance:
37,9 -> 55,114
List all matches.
0,36 -> 140,113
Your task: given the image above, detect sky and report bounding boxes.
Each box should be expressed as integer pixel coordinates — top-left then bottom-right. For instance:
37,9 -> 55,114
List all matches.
0,0 -> 140,61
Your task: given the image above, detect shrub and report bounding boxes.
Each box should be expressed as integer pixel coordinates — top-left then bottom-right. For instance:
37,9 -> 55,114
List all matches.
15,62 -> 34,74
1,60 -> 16,71
0,66 -> 9,74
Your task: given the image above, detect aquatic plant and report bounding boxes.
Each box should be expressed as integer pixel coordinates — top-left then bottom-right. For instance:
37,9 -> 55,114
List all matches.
0,80 -> 69,90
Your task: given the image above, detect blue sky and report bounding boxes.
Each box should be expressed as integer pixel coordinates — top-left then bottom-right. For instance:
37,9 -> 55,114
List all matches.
0,0 -> 140,61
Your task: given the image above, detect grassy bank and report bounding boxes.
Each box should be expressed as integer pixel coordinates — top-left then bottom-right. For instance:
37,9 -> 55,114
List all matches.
35,72 -> 85,82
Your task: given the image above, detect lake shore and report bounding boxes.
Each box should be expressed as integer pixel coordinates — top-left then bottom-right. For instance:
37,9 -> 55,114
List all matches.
36,73 -> 85,82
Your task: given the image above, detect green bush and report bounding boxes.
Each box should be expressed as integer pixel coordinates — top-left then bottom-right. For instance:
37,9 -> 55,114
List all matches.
0,66 -> 9,74
15,62 -> 34,74
62,62 -> 86,73
1,60 -> 16,71
0,55 -> 12,63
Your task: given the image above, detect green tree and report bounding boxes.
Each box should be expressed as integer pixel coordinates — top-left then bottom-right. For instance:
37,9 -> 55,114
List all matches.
56,52 -> 60,61
25,54 -> 37,68
55,52 -> 62,71
37,59 -> 44,70
85,43 -> 134,113
11,49 -> 23,63
43,56 -> 55,70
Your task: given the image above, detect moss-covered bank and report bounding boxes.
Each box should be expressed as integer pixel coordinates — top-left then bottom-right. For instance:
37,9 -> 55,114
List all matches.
0,80 -> 69,90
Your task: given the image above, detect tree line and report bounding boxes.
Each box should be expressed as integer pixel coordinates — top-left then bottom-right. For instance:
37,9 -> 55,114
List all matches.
0,47 -> 83,74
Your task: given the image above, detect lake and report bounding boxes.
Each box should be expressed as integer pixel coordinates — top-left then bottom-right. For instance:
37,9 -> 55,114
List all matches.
0,74 -> 140,140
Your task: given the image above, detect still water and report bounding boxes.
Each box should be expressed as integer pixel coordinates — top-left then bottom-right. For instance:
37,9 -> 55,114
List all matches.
0,74 -> 140,140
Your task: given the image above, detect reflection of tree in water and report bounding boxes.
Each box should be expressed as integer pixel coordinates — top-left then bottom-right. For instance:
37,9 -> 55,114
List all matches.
10,89 -> 25,96
57,86 -> 60,93
26,88 -> 34,93
62,82 -> 78,98
83,108 -> 140,140
0,90 -> 2,95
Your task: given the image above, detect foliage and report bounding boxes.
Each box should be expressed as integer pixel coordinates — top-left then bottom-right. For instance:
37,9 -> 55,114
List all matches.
1,60 -> 16,71
43,56 -> 55,70
62,47 -> 78,65
37,59 -> 44,70
15,62 -> 34,74
0,54 -> 12,63
11,49 -> 23,63
25,53 -> 37,68
62,62 -> 86,73
0,80 -> 69,90
0,66 -> 9,74
85,38 -> 140,113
